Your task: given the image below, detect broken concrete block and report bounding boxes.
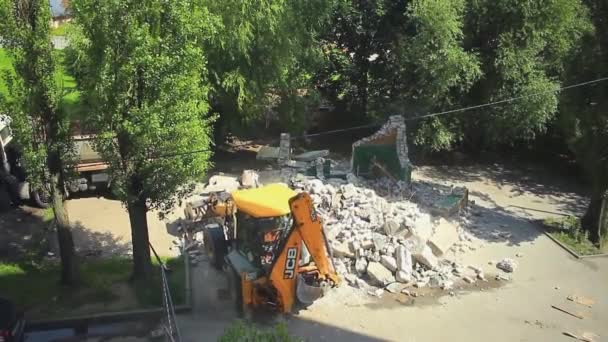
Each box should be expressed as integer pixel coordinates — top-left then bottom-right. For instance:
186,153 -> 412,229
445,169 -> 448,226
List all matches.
463,276 -> 475,284
240,170 -> 260,188
380,255 -> 398,272
396,270 -> 411,283
413,245 -> 438,269
386,282 -> 407,294
368,287 -> 385,298
333,259 -> 348,275
427,218 -> 460,257
293,150 -> 330,162
367,262 -> 394,286
307,179 -> 326,194
349,240 -> 361,254
355,257 -> 368,275
412,214 -> 434,241
395,245 -> 413,273
383,220 -> 407,237
256,146 -> 280,160
333,242 -> 354,259
402,235 -> 427,255
360,239 -> 374,250
344,273 -> 358,285
496,258 -> 516,273
441,280 -> 454,290
355,278 -> 368,289
372,232 -> 389,251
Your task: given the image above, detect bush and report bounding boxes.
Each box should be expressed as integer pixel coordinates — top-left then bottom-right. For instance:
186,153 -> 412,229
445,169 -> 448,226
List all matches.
219,320 -> 302,342
544,216 -> 600,255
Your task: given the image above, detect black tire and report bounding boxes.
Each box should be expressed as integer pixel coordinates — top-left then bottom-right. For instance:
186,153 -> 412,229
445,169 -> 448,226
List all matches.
0,183 -> 11,211
226,266 -> 246,315
31,188 -> 50,208
203,226 -> 227,270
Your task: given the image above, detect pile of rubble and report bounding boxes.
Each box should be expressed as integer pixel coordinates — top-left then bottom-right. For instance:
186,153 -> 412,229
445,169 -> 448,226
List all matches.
291,174 -> 475,295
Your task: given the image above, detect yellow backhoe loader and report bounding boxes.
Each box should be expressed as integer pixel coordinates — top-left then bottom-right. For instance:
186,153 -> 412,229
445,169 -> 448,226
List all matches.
184,183 -> 340,313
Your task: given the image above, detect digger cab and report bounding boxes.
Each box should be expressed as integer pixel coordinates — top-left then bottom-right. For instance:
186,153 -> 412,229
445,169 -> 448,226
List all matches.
200,183 -> 298,272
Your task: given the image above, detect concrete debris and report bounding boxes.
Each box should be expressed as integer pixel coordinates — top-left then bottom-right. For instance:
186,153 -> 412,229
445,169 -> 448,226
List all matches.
380,255 -> 398,272
463,276 -> 475,284
413,246 -> 439,270
427,218 -> 460,256
240,170 -> 260,188
368,288 -> 385,298
468,265 -> 483,274
345,273 -> 358,286
289,174 -> 472,293
401,289 -> 411,296
355,257 -> 368,275
333,241 -> 355,259
395,245 -> 413,273
496,258 -> 517,273
385,282 -> 408,294
367,262 -> 395,286
477,272 -> 486,281
441,280 -> 454,290
495,274 -> 510,281
355,278 -> 369,289
396,270 -> 412,283
516,252 -> 524,258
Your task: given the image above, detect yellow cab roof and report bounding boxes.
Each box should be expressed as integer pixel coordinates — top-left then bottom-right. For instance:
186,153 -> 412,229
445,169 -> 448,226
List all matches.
231,183 -> 298,218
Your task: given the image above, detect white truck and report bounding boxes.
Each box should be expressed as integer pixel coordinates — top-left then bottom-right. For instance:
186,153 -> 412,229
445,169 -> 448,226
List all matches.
0,114 -> 110,210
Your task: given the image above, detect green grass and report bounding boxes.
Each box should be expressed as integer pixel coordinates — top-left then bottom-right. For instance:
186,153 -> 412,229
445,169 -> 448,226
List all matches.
543,216 -> 601,256
50,23 -> 71,36
0,256 -> 186,319
0,47 -> 83,120
219,321 -> 302,342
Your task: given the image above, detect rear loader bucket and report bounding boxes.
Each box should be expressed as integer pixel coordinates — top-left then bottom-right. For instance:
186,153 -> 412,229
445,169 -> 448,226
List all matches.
296,275 -> 324,304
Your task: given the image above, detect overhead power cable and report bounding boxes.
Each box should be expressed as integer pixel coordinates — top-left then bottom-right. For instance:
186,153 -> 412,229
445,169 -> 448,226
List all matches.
85,76 -> 608,161
406,76 -> 608,121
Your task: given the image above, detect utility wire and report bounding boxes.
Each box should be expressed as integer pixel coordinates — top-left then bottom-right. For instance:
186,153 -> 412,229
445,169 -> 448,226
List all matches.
88,76 -> 608,161
406,76 -> 608,121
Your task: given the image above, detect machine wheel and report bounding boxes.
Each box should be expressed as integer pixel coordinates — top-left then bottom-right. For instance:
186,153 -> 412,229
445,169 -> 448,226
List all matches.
203,226 -> 227,270
0,183 -> 11,211
31,188 -> 50,208
226,267 -> 248,317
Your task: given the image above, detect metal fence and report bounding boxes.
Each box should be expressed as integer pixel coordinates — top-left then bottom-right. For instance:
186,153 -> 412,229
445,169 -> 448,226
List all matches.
150,243 -> 182,342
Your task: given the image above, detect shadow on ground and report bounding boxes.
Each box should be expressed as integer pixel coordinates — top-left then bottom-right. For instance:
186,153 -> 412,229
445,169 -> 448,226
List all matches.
66,222 -> 132,258
417,163 -> 587,215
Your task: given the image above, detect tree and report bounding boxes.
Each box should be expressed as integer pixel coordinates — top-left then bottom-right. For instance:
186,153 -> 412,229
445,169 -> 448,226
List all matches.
318,0 -> 479,130
69,0 -> 214,278
439,0 -> 591,150
0,0 -> 79,285
560,0 -> 608,247
202,0 -> 333,136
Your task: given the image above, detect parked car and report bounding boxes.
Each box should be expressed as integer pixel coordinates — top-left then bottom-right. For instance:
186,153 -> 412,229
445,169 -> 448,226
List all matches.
0,298 -> 24,342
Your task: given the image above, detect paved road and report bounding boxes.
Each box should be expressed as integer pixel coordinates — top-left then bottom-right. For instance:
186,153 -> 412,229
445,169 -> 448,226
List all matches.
177,163 -> 606,342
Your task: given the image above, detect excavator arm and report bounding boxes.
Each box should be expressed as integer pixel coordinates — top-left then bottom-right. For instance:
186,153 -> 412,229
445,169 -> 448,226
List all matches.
267,192 -> 340,312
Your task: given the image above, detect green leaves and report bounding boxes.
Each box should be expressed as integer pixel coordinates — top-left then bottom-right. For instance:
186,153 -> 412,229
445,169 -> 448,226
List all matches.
70,0 -> 214,215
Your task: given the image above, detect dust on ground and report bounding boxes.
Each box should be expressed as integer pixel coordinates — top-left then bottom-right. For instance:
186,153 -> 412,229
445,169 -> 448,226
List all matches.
179,158 -> 606,342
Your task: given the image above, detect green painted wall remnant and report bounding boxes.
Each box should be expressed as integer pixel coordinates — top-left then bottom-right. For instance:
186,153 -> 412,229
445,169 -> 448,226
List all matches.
350,115 -> 412,183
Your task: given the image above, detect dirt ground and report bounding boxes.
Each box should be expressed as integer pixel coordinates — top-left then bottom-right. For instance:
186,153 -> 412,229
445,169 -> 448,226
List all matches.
177,162 -> 607,342
5,157 -> 606,341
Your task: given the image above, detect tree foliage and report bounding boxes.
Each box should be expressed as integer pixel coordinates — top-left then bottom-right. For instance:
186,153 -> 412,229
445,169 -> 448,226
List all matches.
559,0 -> 608,246
318,0 -> 480,129
0,0 -> 78,284
202,0 -> 333,135
69,0 -> 214,277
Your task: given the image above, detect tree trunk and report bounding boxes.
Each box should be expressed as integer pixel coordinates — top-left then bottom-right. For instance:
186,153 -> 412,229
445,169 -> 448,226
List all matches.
582,189 -> 608,248
127,198 -> 152,279
50,173 -> 79,285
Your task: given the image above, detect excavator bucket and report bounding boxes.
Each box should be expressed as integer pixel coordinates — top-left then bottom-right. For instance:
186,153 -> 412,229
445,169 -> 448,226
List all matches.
296,275 -> 324,304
